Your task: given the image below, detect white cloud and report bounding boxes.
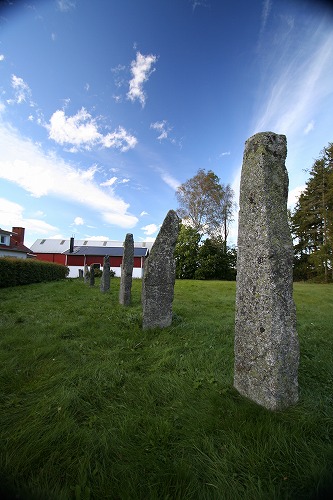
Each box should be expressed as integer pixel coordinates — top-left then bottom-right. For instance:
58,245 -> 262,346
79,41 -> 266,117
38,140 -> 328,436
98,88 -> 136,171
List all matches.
150,120 -> 170,141
0,197 -> 58,235
8,75 -> 33,105
141,223 -> 159,236
288,185 -> 305,208
0,122 -> 138,229
304,120 -> 314,135
253,24 -> 333,137
0,101 -> 5,114
47,108 -> 137,152
127,51 -> 157,106
100,176 -> 117,187
121,178 -> 130,183
140,211 -> 148,216
74,217 -> 84,225
219,151 -> 231,157
157,168 -> 180,191
0,55 -> 5,61
87,235 -> 110,241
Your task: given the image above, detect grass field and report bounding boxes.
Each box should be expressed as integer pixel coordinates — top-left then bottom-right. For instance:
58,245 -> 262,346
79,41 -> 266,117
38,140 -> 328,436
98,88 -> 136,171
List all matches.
0,278 -> 332,499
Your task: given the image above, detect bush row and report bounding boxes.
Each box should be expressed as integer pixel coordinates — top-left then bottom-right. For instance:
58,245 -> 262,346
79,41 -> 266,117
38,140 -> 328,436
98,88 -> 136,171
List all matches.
0,258 -> 69,288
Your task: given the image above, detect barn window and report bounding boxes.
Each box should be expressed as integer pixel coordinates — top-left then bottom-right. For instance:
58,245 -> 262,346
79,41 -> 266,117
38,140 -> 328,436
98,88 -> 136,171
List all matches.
103,241 -> 107,246
40,239 -> 46,244
60,240 -> 65,245
83,241 -> 88,245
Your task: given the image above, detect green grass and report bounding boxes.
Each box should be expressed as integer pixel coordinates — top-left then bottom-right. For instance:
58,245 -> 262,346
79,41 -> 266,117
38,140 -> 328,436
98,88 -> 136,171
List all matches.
0,278 -> 332,499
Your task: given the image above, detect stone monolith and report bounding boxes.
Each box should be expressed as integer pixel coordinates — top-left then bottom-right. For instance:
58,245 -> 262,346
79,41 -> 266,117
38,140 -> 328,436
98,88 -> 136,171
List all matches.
142,210 -> 179,329
234,132 -> 299,410
89,265 -> 95,287
84,264 -> 89,284
119,234 -> 134,305
100,255 -> 110,293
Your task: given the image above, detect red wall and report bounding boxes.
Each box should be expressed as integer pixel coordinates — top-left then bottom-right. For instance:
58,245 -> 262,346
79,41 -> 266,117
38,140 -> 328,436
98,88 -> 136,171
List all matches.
37,253 -> 144,268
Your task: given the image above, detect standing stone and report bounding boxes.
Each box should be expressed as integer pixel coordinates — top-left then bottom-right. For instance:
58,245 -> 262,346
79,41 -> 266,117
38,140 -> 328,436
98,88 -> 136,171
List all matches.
119,234 -> 134,305
84,264 -> 89,284
234,132 -> 299,410
142,210 -> 179,329
78,269 -> 84,279
100,255 -> 110,293
89,265 -> 95,287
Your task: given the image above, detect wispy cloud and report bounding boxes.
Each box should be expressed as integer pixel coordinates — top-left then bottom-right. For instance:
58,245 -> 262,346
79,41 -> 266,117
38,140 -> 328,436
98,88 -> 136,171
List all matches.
57,0 -> 76,12
47,107 -> 137,152
158,168 -> 180,191
253,19 -> 333,137
7,75 -> 33,106
0,122 -> 138,229
100,177 -> 118,187
127,52 -> 157,106
0,197 -> 58,234
0,55 -> 5,62
303,120 -> 314,135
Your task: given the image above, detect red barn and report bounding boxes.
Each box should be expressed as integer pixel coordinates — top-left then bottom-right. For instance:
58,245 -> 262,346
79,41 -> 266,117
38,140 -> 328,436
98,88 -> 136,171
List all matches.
30,238 -> 151,278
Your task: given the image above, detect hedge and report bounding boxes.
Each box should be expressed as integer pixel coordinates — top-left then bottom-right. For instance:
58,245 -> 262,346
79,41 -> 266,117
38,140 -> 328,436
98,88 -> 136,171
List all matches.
0,258 -> 69,288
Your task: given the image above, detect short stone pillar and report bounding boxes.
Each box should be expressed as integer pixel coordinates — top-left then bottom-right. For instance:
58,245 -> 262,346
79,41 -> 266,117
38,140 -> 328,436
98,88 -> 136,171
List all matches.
89,265 -> 95,287
100,255 -> 110,293
78,269 -> 83,279
234,132 -> 299,410
84,264 -> 89,284
142,210 -> 179,329
119,234 -> 134,306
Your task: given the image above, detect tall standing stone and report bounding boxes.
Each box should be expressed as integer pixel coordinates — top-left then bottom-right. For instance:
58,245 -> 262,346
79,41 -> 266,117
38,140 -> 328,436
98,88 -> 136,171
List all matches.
234,132 -> 299,410
142,210 -> 179,329
100,255 -> 110,293
89,264 -> 95,287
84,263 -> 89,284
119,234 -> 134,306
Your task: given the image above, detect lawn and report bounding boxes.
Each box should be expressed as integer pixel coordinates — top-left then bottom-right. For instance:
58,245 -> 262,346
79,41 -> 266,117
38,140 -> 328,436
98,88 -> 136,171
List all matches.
0,278 -> 332,499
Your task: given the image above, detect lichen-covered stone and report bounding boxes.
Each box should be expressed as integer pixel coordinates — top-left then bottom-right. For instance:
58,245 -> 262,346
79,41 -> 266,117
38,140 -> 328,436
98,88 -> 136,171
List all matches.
142,210 -> 179,329
84,264 -> 89,284
100,255 -> 110,293
89,264 -> 95,287
234,132 -> 299,410
119,234 -> 134,306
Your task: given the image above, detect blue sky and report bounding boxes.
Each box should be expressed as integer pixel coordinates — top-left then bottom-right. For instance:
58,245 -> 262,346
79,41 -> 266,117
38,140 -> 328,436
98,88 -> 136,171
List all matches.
0,0 -> 333,248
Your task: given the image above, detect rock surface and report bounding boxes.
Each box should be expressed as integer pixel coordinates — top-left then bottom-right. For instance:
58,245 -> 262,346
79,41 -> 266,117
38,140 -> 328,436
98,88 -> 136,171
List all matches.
142,210 -> 179,329
119,234 -> 134,306
234,132 -> 299,410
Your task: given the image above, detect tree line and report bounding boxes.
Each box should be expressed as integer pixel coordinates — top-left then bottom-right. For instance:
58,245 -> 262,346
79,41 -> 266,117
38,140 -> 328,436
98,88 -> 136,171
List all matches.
175,142 -> 333,282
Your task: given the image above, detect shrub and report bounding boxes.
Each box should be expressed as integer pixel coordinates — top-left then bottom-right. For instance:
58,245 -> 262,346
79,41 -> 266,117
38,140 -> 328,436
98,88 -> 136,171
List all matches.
0,258 -> 69,288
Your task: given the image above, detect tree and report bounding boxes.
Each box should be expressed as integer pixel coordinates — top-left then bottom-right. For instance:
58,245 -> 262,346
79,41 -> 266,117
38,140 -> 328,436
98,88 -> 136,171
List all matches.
195,237 -> 237,280
291,142 -> 333,281
176,169 -> 235,247
174,224 -> 201,279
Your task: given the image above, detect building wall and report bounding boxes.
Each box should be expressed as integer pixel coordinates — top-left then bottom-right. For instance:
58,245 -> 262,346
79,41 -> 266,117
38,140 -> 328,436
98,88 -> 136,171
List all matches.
0,249 -> 27,259
35,253 -> 66,265
67,266 -> 144,279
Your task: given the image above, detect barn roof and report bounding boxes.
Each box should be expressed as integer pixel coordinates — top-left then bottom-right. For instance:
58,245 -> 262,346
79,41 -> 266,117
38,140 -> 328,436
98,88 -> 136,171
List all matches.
63,246 -> 148,257
30,239 -> 153,254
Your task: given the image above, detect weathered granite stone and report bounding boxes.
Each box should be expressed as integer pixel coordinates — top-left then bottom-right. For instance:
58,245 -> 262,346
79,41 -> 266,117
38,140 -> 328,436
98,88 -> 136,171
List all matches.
234,132 -> 299,410
119,234 -> 134,305
89,265 -> 95,287
142,210 -> 179,329
100,255 -> 110,293
84,264 -> 89,284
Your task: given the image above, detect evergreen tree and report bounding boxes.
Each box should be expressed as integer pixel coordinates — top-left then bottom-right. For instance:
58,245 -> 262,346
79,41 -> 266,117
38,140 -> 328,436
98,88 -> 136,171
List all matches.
291,142 -> 333,281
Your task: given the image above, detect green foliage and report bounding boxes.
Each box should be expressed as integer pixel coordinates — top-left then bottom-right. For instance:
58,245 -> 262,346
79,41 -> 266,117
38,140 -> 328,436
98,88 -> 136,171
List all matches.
291,142 -> 333,282
0,279 -> 332,499
0,257 -> 69,287
175,224 -> 201,279
195,238 -> 237,280
175,225 -> 236,280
